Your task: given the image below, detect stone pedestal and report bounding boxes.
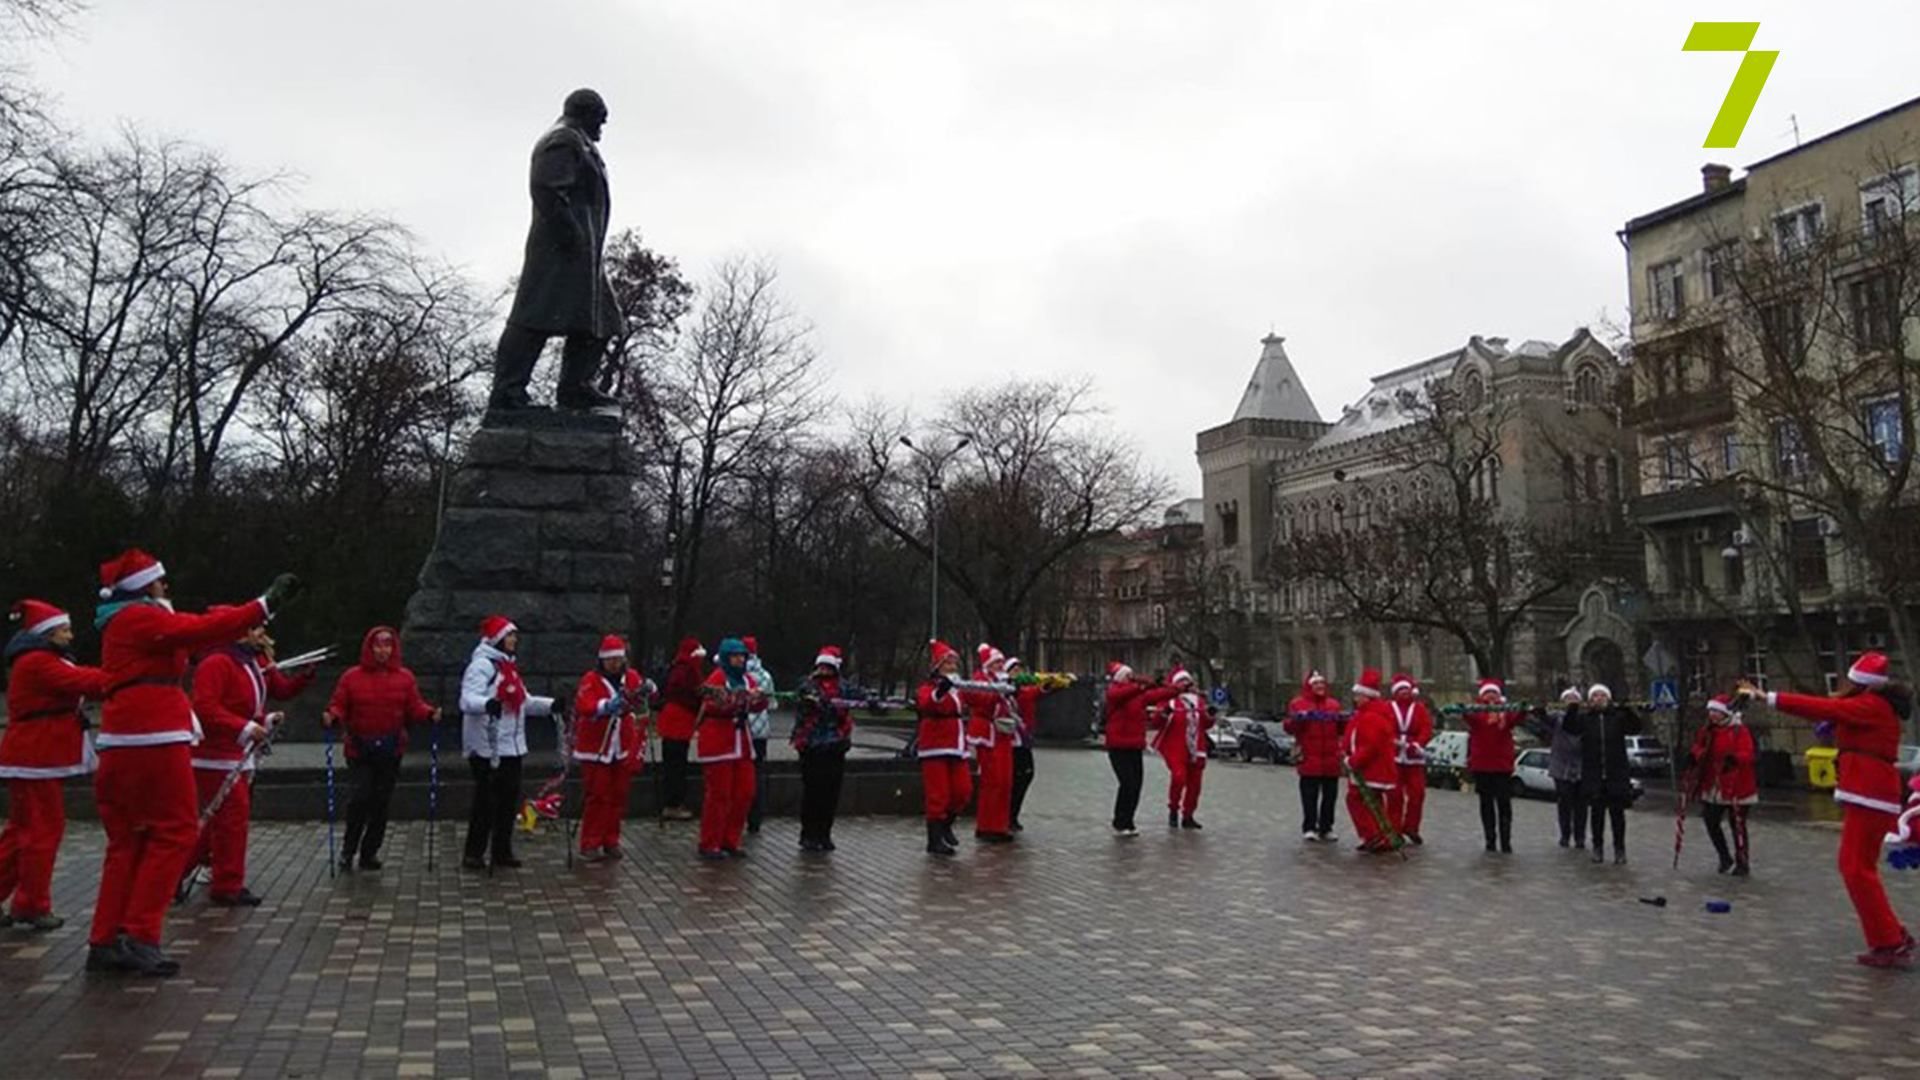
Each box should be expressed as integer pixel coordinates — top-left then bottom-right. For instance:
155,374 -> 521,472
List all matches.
401,411 -> 636,724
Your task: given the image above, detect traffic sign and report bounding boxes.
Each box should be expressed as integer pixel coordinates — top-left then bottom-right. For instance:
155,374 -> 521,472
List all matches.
1210,687 -> 1229,706
1650,678 -> 1679,709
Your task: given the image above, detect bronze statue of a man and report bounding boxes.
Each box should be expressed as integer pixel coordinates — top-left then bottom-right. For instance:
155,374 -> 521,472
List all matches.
489,88 -> 622,412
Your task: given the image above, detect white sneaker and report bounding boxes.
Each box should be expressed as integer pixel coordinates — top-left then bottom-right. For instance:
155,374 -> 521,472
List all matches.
1303,832 -> 1321,843
1115,826 -> 1140,838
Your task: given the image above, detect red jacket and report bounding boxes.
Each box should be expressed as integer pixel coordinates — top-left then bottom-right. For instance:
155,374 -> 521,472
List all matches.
693,667 -> 762,763
325,626 -> 435,760
916,677 -> 968,758
1691,720 -> 1757,805
657,638 -> 706,742
0,638 -> 108,778
190,644 -> 311,769
1344,698 -> 1398,788
1151,689 -> 1211,761
1389,697 -> 1434,767
1466,708 -> 1524,774
1012,685 -> 1042,747
1772,689 -> 1904,814
574,666 -> 646,767
1103,679 -> 1176,750
963,670 -> 1018,751
95,598 -> 270,749
1284,683 -> 1346,778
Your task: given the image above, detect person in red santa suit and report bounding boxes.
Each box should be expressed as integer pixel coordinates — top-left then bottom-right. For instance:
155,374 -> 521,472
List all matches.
0,600 -> 107,931
1690,694 -> 1757,876
1384,673 -> 1433,845
1343,668 -> 1399,853
965,643 -> 1018,844
180,615 -> 314,906
1285,670 -> 1345,843
1740,654 -> 1915,967
1102,661 -> 1178,837
573,635 -> 649,862
1467,678 -> 1523,854
323,625 -> 439,872
917,640 -> 972,856
693,637 -> 764,860
1151,667 -> 1212,829
655,637 -> 706,821
87,549 -> 298,977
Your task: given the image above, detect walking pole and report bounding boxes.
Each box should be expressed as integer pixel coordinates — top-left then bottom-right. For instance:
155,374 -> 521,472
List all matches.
427,712 -> 441,872
325,724 -> 338,879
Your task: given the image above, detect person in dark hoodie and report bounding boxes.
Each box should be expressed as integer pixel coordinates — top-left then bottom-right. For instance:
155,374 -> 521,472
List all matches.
0,600 -> 108,931
322,627 -> 439,871
656,637 -> 707,821
1571,683 -> 1641,865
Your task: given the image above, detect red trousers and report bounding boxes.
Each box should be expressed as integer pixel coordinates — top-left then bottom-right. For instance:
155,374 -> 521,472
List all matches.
1348,783 -> 1396,846
0,779 -> 66,918
1163,748 -> 1205,816
1838,804 -> 1908,949
186,768 -> 252,898
580,760 -> 639,853
975,741 -> 1013,835
1387,764 -> 1426,836
697,757 -> 754,853
921,757 -> 972,821
90,744 -> 198,947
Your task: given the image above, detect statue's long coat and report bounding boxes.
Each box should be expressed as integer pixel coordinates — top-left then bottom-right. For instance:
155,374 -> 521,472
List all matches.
506,122 -> 620,338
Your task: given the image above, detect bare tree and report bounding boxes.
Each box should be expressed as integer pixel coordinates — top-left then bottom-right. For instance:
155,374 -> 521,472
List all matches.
859,378 -> 1170,650
1269,386 -> 1600,677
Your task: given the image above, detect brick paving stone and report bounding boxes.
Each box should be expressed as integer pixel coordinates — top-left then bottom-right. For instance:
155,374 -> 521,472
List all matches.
2,751 -> 1920,1076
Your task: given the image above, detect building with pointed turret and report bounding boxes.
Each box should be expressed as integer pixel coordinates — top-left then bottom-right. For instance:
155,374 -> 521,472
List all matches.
1194,331 -> 1640,709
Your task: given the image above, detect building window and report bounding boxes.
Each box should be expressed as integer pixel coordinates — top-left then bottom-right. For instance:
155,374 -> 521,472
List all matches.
1649,260 -> 1686,319
1720,430 -> 1740,475
1760,300 -> 1806,365
1865,397 -> 1905,464
1861,166 -> 1919,235
1583,455 -> 1600,502
1461,371 -> 1487,410
1773,420 -> 1809,479
1687,652 -> 1711,696
1562,456 -> 1577,502
1705,335 -> 1729,385
1219,504 -> 1239,547
1572,364 -> 1605,406
1662,441 -> 1693,488
1663,534 -> 1702,592
1786,518 -> 1830,589
1773,202 -> 1824,253
1607,455 -> 1623,504
1742,638 -> 1768,688
1848,272 -> 1901,352
1725,547 -> 1745,595
1704,242 -> 1739,299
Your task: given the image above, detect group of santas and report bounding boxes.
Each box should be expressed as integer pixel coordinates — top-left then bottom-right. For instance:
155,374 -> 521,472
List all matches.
914,641 -> 1047,856
1097,660 -> 1214,837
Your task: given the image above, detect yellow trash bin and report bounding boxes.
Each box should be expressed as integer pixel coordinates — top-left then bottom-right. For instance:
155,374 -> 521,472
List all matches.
1805,746 -> 1839,790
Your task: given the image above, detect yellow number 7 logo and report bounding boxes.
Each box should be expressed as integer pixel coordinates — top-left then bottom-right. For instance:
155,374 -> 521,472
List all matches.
1684,22 -> 1778,149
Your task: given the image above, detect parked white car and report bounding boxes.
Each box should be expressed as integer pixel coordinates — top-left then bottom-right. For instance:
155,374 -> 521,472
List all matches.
1513,748 -> 1555,797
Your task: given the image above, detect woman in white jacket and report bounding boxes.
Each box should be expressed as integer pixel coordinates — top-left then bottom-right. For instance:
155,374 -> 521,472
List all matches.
460,616 -> 554,870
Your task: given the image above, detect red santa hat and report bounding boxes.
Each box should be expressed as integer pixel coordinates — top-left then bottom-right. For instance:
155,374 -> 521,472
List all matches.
598,634 -> 627,659
1476,678 -> 1505,701
929,639 -> 960,671
1352,667 -> 1383,698
98,548 -> 165,600
1707,693 -> 1734,717
1169,667 -> 1195,687
1307,670 -> 1328,687
977,643 -> 1005,671
1390,673 -> 1415,695
9,598 -> 70,636
1005,656 -> 1025,672
1849,651 -> 1891,687
814,645 -> 844,669
1108,660 -> 1133,681
743,635 -> 759,655
479,615 -> 516,646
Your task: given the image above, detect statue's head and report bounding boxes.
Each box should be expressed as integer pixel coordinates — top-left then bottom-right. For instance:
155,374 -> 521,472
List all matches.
562,88 -> 609,142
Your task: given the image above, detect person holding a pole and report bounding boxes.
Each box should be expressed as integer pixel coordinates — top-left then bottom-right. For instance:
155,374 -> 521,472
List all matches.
322,626 -> 438,872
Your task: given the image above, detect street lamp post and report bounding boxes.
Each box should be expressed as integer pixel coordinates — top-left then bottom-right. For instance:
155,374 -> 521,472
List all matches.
900,434 -> 971,644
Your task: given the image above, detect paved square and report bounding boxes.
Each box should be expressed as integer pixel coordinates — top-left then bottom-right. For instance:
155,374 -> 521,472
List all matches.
3,750 -> 1920,1078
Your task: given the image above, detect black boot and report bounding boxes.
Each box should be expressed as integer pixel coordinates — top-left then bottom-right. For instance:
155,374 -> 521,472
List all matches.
85,936 -> 135,973
941,817 -> 959,848
1590,846 -> 1605,863
1169,810 -> 1180,829
926,821 -> 955,857
1716,851 -> 1734,874
556,343 -> 618,409
1180,815 -> 1202,830
1613,848 -> 1628,865
122,939 -> 181,978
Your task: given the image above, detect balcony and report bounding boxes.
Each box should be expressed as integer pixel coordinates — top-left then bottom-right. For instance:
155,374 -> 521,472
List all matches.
1629,478 -> 1741,524
1625,383 -> 1736,434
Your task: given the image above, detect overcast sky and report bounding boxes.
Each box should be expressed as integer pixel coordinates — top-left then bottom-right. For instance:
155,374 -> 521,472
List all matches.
22,1 -> 1920,491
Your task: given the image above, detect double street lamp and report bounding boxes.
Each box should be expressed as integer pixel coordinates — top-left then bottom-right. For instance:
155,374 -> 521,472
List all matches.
899,434 -> 971,645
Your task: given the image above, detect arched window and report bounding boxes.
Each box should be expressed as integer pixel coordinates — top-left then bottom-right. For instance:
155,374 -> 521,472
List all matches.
1461,370 -> 1488,409
1573,363 -> 1605,406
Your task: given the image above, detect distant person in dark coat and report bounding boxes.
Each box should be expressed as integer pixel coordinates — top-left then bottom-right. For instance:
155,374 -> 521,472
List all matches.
1571,684 -> 1641,865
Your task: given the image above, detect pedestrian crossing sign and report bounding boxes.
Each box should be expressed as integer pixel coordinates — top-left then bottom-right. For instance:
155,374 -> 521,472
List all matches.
1651,679 -> 1679,709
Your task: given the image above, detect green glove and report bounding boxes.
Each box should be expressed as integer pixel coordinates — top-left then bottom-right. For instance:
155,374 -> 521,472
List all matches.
263,572 -> 304,610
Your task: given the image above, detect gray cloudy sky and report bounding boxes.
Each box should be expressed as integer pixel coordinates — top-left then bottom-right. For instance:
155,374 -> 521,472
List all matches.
23,1 -> 1920,491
